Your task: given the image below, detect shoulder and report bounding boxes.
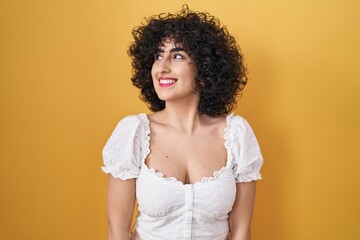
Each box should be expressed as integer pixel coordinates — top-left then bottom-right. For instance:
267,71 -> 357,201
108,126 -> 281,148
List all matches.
101,114 -> 147,179
111,113 -> 147,132
116,113 -> 147,125
202,114 -> 227,125
226,113 -> 262,156
103,113 -> 148,149
200,114 -> 227,136
227,113 -> 253,132
226,113 -> 264,182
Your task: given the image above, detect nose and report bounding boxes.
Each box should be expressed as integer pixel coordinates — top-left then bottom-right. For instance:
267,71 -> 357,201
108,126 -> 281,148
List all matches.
157,57 -> 171,73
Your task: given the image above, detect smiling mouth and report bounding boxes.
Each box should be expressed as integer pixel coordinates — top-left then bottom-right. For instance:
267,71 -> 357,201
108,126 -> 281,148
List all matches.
159,78 -> 177,87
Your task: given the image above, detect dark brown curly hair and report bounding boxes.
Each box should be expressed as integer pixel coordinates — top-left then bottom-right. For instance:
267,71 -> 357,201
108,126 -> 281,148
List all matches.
128,5 -> 247,117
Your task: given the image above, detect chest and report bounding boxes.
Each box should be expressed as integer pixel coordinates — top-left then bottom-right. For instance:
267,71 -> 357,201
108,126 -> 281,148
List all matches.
136,166 -> 237,218
146,127 -> 227,184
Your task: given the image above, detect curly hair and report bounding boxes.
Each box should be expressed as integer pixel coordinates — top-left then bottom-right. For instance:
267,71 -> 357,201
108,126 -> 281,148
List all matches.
128,5 -> 247,117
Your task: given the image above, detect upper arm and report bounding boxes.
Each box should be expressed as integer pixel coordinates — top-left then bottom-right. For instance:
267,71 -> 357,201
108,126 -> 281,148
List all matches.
101,116 -> 142,239
229,181 -> 257,240
228,115 -> 264,239
107,175 -> 136,238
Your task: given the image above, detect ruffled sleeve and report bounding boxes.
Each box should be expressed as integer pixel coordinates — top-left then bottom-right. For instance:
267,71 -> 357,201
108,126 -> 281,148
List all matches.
101,115 -> 142,179
228,115 -> 264,183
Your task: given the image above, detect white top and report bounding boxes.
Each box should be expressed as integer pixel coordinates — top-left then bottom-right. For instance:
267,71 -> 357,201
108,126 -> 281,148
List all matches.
101,113 -> 263,240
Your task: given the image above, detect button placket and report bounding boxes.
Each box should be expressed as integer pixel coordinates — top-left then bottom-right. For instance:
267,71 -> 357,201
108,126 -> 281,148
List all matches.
183,185 -> 194,240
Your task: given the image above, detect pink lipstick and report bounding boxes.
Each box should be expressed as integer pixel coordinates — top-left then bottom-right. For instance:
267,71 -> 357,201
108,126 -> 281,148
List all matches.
159,77 -> 177,87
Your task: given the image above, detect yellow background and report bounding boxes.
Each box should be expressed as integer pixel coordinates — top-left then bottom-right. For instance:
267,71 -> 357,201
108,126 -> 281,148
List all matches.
1,0 -> 359,239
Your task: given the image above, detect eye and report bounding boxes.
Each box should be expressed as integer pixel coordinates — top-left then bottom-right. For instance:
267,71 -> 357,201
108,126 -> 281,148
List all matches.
154,53 -> 163,60
172,53 -> 184,59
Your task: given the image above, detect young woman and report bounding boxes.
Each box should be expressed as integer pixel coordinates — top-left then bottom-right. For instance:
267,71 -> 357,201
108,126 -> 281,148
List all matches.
102,6 -> 264,240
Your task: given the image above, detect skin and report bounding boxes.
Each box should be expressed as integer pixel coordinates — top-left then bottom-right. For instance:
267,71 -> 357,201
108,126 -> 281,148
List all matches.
107,39 -> 257,240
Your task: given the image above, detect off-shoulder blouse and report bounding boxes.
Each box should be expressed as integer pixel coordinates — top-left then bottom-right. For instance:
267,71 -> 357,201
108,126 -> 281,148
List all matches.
101,113 -> 263,240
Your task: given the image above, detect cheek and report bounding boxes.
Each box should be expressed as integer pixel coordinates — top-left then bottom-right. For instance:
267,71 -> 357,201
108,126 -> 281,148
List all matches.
187,67 -> 197,82
151,67 -> 158,86
185,63 -> 197,78
191,64 -> 197,78
151,65 -> 155,79
151,65 -> 159,90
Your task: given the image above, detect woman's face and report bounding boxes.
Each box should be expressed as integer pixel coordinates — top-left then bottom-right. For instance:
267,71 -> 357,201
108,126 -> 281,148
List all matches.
151,39 -> 198,103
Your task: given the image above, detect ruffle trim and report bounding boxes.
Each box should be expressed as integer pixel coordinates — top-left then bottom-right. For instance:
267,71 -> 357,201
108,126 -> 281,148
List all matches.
223,113 -> 234,166
140,113 -> 151,164
234,158 -> 263,182
139,113 -> 234,186
101,113 -> 263,183
235,171 -> 262,183
199,166 -> 227,183
145,165 -> 182,184
101,166 -> 138,180
144,164 -> 228,185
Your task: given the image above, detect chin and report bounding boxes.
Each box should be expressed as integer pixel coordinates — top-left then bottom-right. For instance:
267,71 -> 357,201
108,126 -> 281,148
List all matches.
154,89 -> 173,101
157,95 -> 172,102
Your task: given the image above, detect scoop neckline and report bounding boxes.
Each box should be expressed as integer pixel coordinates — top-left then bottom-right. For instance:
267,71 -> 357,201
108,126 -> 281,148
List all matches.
138,113 -> 234,186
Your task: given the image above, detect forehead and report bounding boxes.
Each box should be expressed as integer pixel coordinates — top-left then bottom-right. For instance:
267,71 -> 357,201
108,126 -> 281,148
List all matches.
157,38 -> 184,50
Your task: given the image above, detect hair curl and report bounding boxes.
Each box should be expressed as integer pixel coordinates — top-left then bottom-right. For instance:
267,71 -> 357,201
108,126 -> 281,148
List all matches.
128,5 -> 247,117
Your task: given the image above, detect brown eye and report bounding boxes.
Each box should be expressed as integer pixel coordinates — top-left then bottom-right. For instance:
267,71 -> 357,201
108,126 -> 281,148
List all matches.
154,53 -> 163,60
173,53 -> 183,59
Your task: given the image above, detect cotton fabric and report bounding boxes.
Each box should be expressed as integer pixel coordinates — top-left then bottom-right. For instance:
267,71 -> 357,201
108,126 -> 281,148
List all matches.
102,113 -> 263,240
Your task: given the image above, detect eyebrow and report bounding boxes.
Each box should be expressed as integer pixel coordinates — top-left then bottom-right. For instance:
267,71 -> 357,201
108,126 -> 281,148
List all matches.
156,47 -> 185,53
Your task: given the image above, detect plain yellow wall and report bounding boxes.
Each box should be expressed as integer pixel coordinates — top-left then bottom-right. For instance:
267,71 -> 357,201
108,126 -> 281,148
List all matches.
1,0 -> 359,239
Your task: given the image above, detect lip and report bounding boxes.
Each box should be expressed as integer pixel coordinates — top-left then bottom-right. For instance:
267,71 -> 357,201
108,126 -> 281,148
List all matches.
158,76 -> 177,87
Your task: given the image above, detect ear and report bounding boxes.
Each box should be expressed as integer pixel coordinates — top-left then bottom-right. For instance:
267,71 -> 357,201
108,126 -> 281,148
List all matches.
199,80 -> 205,91
193,79 -> 205,94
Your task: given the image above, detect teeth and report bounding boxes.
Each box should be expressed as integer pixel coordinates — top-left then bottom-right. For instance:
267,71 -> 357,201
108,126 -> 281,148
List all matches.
159,79 -> 176,84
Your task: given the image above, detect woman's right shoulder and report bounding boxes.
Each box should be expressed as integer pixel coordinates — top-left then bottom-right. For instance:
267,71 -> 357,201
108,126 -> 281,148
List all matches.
104,113 -> 148,140
114,113 -> 148,128
102,113 -> 147,179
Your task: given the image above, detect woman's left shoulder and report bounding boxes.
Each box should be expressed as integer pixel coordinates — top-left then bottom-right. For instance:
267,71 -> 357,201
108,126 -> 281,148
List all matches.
226,113 -> 264,182
226,113 -> 255,132
203,114 -> 226,123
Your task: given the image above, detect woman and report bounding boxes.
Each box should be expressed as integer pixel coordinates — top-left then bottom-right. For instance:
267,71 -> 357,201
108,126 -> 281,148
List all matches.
102,6 -> 263,240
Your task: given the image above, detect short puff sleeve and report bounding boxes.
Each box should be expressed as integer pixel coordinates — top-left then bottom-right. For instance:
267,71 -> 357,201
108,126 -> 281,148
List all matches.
101,115 -> 142,179
229,115 -> 264,183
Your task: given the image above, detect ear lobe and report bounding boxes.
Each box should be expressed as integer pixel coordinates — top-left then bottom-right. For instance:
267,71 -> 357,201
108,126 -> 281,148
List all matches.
192,80 -> 205,95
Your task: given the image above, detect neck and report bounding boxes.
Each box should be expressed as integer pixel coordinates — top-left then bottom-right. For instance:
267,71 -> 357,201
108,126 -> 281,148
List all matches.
161,100 -> 201,133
